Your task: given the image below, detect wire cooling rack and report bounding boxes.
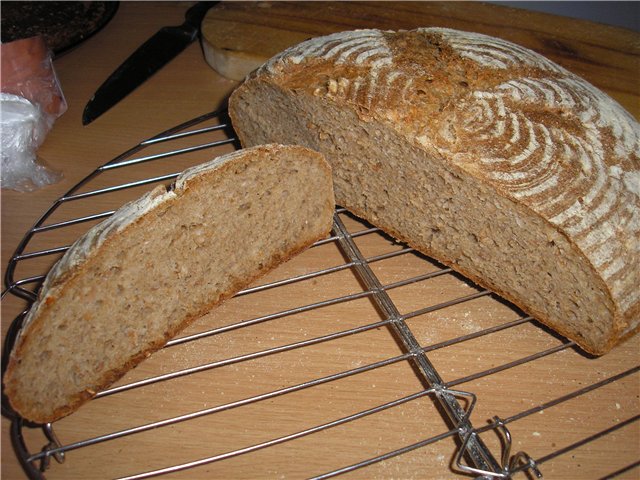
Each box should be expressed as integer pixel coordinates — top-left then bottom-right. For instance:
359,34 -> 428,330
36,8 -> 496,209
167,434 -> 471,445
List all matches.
2,109 -> 639,479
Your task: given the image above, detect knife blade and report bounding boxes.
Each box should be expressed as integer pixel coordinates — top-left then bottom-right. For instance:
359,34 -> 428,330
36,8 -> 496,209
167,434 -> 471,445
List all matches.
82,1 -> 217,125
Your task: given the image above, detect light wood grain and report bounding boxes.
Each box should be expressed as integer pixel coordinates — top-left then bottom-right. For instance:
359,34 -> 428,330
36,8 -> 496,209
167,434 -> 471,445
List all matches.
2,2 -> 639,480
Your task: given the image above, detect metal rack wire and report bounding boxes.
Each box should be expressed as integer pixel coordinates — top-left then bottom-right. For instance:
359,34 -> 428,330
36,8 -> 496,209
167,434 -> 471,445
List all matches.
2,110 -> 639,479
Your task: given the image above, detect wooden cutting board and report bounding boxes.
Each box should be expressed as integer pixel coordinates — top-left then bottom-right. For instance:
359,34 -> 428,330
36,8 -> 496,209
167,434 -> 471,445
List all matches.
200,1 -> 639,118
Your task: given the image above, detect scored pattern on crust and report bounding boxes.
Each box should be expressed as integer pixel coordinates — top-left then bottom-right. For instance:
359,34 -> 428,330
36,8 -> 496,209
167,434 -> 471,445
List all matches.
256,27 -> 640,329
260,29 -> 416,111
435,77 -> 639,277
425,31 -> 640,319
433,27 -> 565,73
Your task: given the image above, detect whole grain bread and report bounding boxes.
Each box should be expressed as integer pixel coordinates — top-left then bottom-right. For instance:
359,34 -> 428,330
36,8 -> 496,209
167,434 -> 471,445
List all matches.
4,144 -> 335,423
229,28 -> 640,355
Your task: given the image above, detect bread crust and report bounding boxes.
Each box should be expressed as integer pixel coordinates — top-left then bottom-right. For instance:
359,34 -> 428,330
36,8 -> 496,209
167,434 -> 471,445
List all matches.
4,144 -> 335,423
229,28 -> 640,355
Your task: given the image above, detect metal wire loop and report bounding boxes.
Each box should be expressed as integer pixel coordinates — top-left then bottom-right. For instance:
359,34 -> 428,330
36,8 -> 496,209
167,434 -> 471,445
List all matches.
39,423 -> 65,472
455,416 -> 543,479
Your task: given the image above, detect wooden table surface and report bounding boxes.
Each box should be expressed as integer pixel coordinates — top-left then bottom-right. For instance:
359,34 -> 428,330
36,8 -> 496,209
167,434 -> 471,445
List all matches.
2,2 -> 639,479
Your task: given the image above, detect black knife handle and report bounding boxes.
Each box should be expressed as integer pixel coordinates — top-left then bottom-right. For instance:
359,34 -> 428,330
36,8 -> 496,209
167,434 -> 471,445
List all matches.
184,1 -> 218,31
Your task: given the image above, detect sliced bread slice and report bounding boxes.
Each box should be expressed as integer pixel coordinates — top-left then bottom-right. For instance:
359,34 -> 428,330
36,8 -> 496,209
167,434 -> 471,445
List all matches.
4,144 -> 335,423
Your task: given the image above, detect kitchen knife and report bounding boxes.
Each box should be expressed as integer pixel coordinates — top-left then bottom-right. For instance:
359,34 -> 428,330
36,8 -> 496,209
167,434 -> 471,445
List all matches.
82,1 -> 217,125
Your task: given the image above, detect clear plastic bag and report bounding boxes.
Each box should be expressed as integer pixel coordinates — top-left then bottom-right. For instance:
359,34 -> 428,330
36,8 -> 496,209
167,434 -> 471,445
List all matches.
1,36 -> 67,192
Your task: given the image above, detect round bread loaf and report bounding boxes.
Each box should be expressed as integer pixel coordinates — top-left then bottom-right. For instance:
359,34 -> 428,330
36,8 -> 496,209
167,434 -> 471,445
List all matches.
229,28 -> 640,355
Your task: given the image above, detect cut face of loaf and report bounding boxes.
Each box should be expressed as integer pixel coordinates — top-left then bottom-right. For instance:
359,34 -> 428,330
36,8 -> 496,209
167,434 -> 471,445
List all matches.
229,28 -> 640,355
4,144 -> 335,424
